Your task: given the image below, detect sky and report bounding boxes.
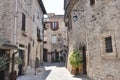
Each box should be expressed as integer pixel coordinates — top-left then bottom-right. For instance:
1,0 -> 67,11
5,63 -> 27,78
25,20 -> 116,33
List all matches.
42,0 -> 64,15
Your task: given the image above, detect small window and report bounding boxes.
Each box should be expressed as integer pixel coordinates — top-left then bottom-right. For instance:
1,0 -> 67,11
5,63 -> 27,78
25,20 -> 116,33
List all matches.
37,11 -> 40,19
52,35 -> 57,44
33,15 -> 35,22
90,0 -> 95,6
37,27 -> 40,38
105,36 -> 113,53
33,40 -> 34,47
51,22 -> 58,30
22,13 -> 26,31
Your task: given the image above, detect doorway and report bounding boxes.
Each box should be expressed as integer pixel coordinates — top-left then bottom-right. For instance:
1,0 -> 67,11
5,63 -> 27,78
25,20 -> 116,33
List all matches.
43,48 -> 48,62
28,43 -> 31,66
0,50 -> 5,80
18,50 -> 25,76
82,46 -> 87,75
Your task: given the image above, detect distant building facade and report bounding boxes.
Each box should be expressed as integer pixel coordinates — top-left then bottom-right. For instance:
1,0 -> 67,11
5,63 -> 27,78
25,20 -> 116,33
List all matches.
43,13 -> 68,63
0,0 -> 46,79
64,0 -> 120,80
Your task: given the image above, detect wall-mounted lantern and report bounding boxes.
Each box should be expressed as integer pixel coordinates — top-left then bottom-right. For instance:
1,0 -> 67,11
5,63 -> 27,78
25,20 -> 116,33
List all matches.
72,9 -> 83,22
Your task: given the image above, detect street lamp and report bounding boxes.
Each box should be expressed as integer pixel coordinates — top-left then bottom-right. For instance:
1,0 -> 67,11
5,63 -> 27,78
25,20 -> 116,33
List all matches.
73,14 -> 78,22
72,9 -> 83,22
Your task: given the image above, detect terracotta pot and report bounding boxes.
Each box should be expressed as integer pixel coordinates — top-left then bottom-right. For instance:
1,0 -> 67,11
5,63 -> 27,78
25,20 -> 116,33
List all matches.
71,67 -> 79,75
10,71 -> 16,80
79,64 -> 83,74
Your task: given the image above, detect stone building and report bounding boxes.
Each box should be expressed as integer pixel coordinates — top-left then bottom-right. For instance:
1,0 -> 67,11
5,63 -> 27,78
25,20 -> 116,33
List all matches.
0,0 -> 46,79
43,13 -> 68,63
64,0 -> 120,80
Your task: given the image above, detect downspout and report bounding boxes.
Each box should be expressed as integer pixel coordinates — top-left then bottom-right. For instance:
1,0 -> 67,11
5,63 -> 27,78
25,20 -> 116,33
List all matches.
11,0 -> 18,74
14,0 -> 18,44
11,50 -> 18,72
12,0 -> 18,72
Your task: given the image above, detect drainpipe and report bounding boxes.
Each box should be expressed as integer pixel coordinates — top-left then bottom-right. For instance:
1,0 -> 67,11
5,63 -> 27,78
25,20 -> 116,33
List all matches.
10,0 -> 18,78
14,0 -> 18,45
11,50 -> 18,72
12,0 -> 18,72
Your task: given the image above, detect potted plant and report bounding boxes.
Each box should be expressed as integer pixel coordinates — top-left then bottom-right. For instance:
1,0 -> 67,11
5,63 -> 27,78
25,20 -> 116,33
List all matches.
0,56 -> 7,71
69,49 -> 83,75
10,56 -> 22,80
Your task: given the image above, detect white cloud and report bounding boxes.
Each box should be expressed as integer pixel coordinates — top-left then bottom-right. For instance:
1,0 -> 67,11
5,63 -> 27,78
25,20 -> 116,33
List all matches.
42,0 -> 64,15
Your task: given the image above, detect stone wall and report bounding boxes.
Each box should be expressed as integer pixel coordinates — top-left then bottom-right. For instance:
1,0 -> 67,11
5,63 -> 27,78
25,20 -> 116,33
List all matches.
0,0 -> 15,42
66,0 -> 120,80
0,0 -> 45,73
44,15 -> 67,62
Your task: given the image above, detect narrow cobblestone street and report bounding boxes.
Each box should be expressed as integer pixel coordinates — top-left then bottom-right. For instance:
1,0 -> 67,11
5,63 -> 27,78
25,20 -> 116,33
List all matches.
17,62 -> 89,80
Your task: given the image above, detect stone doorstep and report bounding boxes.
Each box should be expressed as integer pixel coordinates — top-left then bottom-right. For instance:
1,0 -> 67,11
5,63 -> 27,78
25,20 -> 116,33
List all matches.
72,74 -> 90,80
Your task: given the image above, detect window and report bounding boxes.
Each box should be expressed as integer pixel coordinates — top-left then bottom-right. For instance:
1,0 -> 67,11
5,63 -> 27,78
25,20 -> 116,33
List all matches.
90,0 -> 95,6
33,15 -> 35,22
101,31 -> 117,60
22,13 -> 26,31
37,27 -> 40,38
37,11 -> 40,19
51,22 -> 58,30
105,36 -> 113,53
33,40 -> 34,47
52,35 -> 57,44
37,27 -> 41,42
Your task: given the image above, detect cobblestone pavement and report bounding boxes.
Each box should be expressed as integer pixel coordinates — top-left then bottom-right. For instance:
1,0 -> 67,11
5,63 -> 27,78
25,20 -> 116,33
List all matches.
17,62 -> 89,80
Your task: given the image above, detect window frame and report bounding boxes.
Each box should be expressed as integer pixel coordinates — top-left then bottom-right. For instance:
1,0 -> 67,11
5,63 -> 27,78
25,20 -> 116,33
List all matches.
51,35 -> 57,44
22,13 -> 26,31
105,36 -> 113,53
51,22 -> 59,31
33,15 -> 35,22
101,30 -> 117,60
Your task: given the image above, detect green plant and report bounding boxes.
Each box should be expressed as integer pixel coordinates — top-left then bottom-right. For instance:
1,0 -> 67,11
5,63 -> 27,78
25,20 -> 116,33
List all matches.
0,56 -> 22,69
0,56 -> 8,70
69,50 -> 82,68
14,56 -> 22,64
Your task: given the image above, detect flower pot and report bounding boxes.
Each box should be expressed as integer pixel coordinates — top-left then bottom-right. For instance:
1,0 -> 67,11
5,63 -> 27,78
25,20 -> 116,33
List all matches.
79,64 -> 83,74
10,71 -> 16,80
71,67 -> 79,75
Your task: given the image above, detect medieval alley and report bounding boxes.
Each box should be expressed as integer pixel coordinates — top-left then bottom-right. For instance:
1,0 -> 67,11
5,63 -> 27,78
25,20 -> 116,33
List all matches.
1,0 -> 120,80
17,62 -> 89,80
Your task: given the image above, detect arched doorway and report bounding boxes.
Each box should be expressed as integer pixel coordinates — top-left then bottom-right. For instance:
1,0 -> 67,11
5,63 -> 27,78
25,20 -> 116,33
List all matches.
28,43 -> 31,66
